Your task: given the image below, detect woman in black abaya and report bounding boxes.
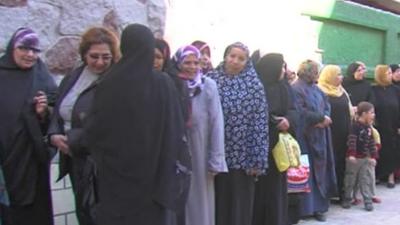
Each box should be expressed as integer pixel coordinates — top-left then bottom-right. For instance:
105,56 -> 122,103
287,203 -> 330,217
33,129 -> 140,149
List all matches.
0,27 -> 57,225
86,24 -> 191,225
252,53 -> 296,225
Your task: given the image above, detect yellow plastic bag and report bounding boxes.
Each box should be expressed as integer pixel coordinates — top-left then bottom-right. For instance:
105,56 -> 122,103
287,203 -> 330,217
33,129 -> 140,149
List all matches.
272,133 -> 301,172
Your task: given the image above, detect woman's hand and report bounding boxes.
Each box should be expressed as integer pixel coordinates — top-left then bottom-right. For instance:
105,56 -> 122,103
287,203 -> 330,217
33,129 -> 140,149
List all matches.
276,117 -> 290,132
369,158 -> 377,167
50,134 -> 71,156
33,91 -> 48,119
348,156 -> 356,163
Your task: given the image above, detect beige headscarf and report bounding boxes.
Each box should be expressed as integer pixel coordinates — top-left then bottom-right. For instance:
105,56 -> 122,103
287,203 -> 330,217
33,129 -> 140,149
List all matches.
318,65 -> 354,117
375,65 -> 392,87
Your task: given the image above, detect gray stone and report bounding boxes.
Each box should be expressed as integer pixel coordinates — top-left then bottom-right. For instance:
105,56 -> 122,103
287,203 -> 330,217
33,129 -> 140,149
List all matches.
0,0 -> 27,7
27,2 -> 61,51
0,6 -> 28,53
147,0 -> 166,37
111,0 -> 147,32
45,36 -> 81,75
103,9 -> 120,35
59,0 -> 109,35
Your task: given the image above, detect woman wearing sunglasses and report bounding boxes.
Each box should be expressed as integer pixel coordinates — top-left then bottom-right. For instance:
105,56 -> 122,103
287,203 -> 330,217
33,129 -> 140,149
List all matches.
48,27 -> 120,225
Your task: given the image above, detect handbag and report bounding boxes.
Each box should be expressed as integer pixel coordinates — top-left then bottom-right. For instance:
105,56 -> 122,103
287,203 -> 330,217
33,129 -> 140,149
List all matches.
287,154 -> 311,193
272,132 -> 301,172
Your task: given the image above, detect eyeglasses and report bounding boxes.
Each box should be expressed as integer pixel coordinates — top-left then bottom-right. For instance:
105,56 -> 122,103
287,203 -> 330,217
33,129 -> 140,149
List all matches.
17,46 -> 41,54
88,53 -> 113,62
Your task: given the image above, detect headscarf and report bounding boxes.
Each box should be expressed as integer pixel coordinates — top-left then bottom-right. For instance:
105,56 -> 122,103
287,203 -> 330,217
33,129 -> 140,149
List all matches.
87,24 -> 190,217
0,27 -> 56,204
255,53 -> 284,85
155,38 -> 171,72
191,40 -> 211,57
172,45 -> 202,91
374,65 -> 392,87
343,62 -> 364,87
297,59 -> 320,84
0,27 -> 56,156
255,53 -> 291,148
389,64 -> 400,74
208,42 -> 269,172
317,65 -> 344,97
191,40 -> 213,74
223,41 -> 250,59
318,65 -> 354,118
11,28 -> 40,52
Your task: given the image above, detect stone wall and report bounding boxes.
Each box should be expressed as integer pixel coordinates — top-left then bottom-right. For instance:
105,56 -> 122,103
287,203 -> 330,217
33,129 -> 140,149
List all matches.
0,1 -> 167,225
0,0 -> 166,76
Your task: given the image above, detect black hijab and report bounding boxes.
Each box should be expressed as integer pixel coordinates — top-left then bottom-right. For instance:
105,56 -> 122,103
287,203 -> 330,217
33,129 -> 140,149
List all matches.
0,28 -> 56,205
155,38 -> 171,72
255,53 -> 289,115
343,62 -> 362,85
0,28 -> 56,161
87,24 -> 190,222
255,53 -> 295,146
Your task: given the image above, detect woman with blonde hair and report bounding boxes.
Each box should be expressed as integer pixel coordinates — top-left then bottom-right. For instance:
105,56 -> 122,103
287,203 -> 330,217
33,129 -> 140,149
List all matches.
318,65 -> 352,202
48,26 -> 120,225
372,65 -> 400,188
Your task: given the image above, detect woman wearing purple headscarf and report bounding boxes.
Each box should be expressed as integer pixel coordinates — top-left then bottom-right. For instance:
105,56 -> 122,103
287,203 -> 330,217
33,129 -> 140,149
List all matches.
0,28 -> 57,225
192,40 -> 213,74
172,45 -> 227,225
208,42 -> 269,225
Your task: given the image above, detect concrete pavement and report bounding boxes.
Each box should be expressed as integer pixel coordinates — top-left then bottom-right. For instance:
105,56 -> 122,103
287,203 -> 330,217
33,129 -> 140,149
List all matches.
298,183 -> 400,225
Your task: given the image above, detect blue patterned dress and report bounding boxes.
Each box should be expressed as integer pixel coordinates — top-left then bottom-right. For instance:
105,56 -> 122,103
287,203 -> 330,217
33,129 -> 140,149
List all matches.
208,61 -> 269,225
209,62 -> 269,172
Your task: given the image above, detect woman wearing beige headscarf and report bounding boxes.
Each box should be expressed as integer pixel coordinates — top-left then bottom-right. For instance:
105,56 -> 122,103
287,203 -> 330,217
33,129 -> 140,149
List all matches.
318,65 -> 353,202
372,65 -> 400,188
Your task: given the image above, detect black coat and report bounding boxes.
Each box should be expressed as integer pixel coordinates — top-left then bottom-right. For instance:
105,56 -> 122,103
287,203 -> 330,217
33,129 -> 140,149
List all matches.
47,65 -> 99,225
0,30 -> 57,225
48,65 -> 98,179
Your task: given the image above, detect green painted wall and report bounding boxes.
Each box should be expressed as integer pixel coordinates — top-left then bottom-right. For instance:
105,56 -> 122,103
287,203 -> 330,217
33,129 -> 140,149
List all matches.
303,0 -> 400,78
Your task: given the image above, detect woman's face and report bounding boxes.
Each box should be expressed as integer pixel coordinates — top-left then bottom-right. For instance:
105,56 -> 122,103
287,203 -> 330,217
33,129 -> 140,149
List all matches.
13,46 -> 39,69
224,47 -> 247,75
332,71 -> 343,87
154,48 -> 164,72
354,64 -> 366,80
392,68 -> 400,82
84,43 -> 113,75
199,50 -> 211,70
179,54 -> 200,80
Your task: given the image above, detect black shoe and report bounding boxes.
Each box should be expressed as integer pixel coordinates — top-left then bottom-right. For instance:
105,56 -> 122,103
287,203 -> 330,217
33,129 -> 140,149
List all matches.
387,182 -> 395,188
314,212 -> 327,222
365,203 -> 374,211
341,200 -> 351,209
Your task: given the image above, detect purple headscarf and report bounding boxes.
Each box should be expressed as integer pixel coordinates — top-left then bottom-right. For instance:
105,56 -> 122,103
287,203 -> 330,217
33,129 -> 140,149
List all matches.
12,28 -> 40,51
173,45 -> 203,94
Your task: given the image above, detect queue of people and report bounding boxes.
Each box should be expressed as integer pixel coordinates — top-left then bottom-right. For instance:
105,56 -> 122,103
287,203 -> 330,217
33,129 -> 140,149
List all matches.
1,23 -> 400,225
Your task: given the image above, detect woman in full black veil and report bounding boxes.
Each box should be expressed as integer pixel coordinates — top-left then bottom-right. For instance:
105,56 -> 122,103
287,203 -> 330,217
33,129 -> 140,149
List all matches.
86,24 -> 191,225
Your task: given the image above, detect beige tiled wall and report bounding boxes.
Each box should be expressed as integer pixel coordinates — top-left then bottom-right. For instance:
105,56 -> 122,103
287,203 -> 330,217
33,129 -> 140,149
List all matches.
51,153 -> 78,225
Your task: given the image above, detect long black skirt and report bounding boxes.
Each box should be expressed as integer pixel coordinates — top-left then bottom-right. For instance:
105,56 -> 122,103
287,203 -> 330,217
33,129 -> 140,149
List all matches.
252,163 -> 288,225
215,169 -> 255,225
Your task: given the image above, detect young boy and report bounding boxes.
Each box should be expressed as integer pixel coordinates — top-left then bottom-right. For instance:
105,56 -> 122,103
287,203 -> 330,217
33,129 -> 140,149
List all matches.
342,101 -> 378,211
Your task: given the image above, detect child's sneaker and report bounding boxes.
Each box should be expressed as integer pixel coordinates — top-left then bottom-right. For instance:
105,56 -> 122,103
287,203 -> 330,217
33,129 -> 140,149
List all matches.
365,202 -> 374,211
352,198 -> 362,205
372,196 -> 381,203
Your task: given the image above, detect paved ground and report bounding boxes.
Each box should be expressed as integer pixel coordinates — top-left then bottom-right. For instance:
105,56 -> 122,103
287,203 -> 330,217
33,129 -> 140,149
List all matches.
298,183 -> 400,225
